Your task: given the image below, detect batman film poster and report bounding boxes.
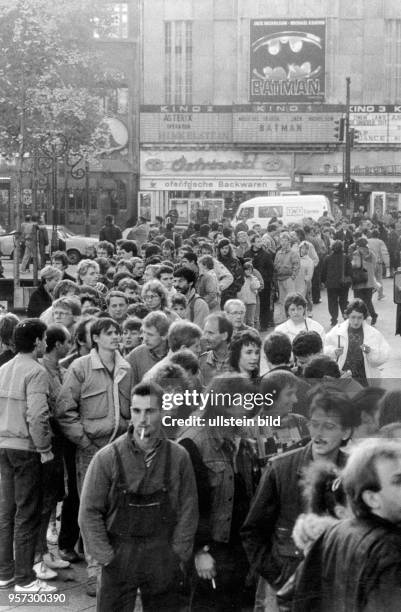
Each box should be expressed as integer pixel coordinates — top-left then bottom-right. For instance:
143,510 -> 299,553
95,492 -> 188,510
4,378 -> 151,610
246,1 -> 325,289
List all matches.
250,19 -> 326,102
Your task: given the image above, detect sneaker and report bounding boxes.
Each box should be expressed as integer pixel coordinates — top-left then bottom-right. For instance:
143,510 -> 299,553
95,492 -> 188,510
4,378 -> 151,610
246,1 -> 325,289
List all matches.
43,552 -> 70,570
46,521 -> 58,546
33,562 -> 57,581
378,294 -> 386,301
0,577 -> 14,589
15,579 -> 57,593
86,576 -> 97,597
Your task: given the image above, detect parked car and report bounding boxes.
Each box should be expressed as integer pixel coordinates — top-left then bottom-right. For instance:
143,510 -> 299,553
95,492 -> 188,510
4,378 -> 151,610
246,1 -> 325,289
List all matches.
0,225 -> 99,265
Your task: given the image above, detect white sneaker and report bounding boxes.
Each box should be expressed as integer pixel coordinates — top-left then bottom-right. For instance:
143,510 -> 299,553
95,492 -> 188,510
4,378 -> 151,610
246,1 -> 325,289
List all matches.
43,552 -> 70,569
0,577 -> 14,589
46,521 -> 58,545
15,579 -> 57,593
33,562 -> 57,580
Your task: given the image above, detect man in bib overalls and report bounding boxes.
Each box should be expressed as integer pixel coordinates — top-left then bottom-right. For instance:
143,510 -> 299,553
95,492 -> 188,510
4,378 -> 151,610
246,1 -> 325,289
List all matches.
78,381 -> 198,611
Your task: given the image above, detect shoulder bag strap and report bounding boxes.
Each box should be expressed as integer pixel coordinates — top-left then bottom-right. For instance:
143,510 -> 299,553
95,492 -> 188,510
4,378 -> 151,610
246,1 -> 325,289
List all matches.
112,444 -> 129,489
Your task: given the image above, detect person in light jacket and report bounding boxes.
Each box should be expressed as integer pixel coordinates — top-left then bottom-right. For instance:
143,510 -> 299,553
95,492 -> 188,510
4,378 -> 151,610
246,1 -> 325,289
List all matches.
295,241 -> 315,315
351,238 -> 378,324
367,229 -> 390,300
324,298 -> 390,386
237,261 -> 260,328
274,232 -> 301,324
0,319 -> 55,594
55,317 -> 132,595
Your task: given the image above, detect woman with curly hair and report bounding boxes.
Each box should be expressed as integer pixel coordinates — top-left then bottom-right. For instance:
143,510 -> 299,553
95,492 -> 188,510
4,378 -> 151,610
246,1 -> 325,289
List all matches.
141,279 -> 179,325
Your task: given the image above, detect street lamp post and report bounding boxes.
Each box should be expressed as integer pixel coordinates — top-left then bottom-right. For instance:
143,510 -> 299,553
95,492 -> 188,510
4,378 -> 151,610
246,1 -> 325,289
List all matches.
37,134 -> 69,251
36,134 -> 89,250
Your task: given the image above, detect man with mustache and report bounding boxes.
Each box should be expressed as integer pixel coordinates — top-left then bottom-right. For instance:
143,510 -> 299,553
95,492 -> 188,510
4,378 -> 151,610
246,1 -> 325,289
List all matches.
241,387 -> 356,612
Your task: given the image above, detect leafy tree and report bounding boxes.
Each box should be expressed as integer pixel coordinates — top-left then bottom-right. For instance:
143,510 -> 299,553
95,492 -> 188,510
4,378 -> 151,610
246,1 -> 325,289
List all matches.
0,0 -> 125,283
0,0 -> 123,156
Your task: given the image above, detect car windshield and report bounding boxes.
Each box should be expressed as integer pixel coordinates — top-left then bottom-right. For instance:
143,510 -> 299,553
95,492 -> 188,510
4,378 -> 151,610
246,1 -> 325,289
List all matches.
59,226 -> 75,238
45,225 -> 75,239
259,206 -> 283,218
238,207 -> 255,220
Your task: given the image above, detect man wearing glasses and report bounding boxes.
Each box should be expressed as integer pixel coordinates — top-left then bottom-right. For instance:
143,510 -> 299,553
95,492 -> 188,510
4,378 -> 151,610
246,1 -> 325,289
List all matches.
241,386 -> 357,612
52,297 -> 81,335
223,299 -> 253,339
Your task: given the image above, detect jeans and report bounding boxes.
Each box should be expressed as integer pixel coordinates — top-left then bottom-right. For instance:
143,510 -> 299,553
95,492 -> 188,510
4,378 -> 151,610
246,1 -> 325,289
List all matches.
245,304 -> 257,327
21,242 -> 33,272
327,287 -> 349,325
58,438 -> 79,552
0,449 -> 42,586
36,442 -> 64,559
354,288 -> 376,319
76,445 -> 101,578
259,283 -> 272,329
190,542 -> 251,612
312,261 -> 321,303
97,539 -> 186,612
375,263 -> 384,298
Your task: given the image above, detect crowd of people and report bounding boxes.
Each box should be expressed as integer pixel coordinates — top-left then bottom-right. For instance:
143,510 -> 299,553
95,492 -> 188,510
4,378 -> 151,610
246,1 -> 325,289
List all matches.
0,209 -> 401,610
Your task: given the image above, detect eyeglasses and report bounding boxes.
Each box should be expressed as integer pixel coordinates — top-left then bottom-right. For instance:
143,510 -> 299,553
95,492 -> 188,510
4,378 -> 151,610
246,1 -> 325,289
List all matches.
53,310 -> 71,318
143,294 -> 160,301
307,420 -> 341,433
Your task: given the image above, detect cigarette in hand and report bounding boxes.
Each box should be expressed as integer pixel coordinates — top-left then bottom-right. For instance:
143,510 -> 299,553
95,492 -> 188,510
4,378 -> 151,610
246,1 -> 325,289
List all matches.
140,428 -> 145,440
211,578 -> 216,589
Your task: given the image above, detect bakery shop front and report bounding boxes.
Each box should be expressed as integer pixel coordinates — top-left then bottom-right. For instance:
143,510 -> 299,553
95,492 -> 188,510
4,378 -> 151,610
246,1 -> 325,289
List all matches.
138,148 -> 292,224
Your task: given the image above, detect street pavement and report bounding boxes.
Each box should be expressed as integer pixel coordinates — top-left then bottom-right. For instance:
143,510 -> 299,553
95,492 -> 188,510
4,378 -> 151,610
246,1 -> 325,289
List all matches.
0,265 -> 400,611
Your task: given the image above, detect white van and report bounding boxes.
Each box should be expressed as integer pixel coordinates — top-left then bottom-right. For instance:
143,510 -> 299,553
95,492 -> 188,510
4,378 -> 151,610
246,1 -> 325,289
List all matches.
234,195 -> 331,230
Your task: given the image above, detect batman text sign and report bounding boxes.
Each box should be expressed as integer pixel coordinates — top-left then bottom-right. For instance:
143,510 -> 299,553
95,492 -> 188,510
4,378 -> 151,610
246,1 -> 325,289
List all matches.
250,19 -> 326,102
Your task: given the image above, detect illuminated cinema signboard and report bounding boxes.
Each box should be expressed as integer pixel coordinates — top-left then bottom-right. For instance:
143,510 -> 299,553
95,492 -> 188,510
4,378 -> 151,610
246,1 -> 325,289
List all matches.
140,105 -> 232,143
250,19 -> 326,102
233,104 -> 341,143
349,105 -> 401,144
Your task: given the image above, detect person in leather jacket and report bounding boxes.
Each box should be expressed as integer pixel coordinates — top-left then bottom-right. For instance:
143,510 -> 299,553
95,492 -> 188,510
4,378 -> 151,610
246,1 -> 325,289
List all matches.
241,386 -> 355,612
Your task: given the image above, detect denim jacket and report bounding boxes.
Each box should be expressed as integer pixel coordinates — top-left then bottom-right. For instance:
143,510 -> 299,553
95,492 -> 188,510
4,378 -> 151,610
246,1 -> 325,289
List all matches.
178,426 -> 258,545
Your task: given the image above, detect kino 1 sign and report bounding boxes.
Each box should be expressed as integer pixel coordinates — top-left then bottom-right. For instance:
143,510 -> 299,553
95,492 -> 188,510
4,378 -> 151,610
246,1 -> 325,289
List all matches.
250,19 -> 326,102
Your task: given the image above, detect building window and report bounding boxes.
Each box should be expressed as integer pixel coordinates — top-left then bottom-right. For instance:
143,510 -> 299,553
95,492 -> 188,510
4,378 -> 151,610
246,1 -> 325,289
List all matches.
93,3 -> 128,40
165,21 -> 192,104
385,20 -> 401,100
102,88 -> 129,115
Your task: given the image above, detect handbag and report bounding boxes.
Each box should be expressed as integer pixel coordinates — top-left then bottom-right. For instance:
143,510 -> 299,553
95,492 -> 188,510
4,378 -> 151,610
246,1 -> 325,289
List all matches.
351,254 -> 368,285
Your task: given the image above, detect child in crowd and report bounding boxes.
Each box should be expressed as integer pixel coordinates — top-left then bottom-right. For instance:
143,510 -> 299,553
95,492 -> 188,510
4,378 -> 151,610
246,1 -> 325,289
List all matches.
295,241 -> 314,315
171,293 -> 187,319
197,254 -> 220,312
237,261 -> 260,327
